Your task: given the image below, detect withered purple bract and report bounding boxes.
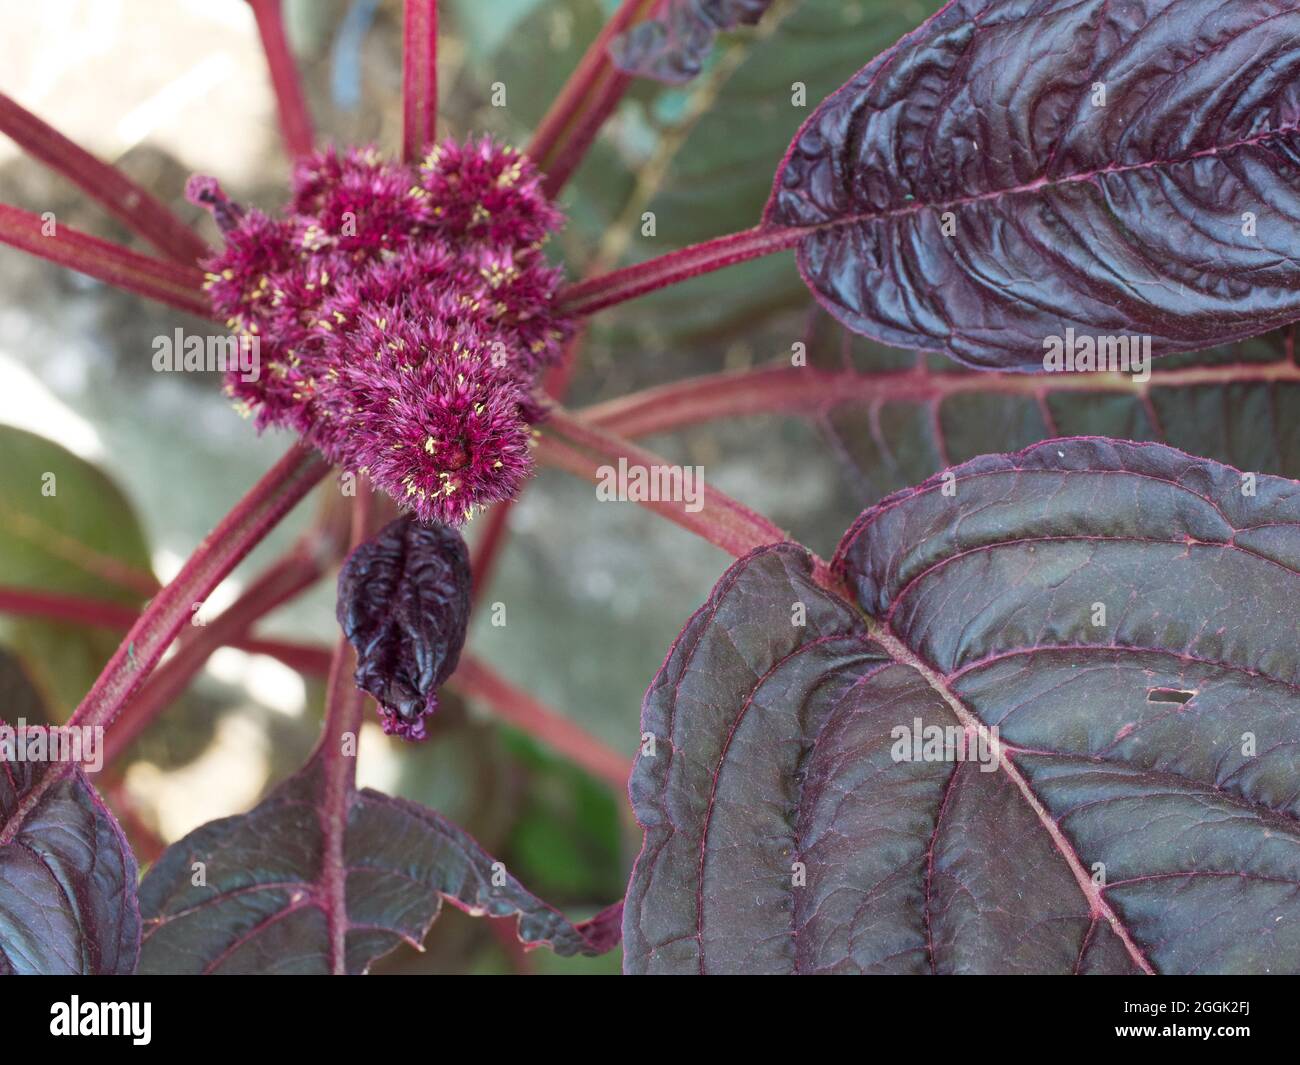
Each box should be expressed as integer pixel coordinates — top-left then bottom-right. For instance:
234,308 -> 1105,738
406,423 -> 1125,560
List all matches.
336,516 -> 471,740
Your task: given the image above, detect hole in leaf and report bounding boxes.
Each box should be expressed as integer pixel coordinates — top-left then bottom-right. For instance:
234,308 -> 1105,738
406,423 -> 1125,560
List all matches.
1147,687 -> 1196,704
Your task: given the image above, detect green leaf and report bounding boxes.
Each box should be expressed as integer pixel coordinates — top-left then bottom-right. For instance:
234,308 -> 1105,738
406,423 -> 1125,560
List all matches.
502,739 -> 625,900
0,427 -> 152,717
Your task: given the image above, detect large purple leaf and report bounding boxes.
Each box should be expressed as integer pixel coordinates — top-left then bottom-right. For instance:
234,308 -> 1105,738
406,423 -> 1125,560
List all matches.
766,0 -> 1300,370
624,438 -> 1300,974
138,752 -> 620,974
0,762 -> 140,974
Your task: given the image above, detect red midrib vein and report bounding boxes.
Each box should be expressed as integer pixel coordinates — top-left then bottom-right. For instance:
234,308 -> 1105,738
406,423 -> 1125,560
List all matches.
789,119 -> 1300,236
864,614 -> 1157,975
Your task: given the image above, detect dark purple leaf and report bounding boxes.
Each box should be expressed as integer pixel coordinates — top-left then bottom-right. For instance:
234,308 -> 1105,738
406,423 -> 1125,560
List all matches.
138,751 -> 621,974
336,515 -> 470,740
611,0 -> 773,84
0,761 -> 140,974
624,437 -> 1300,973
766,0 -> 1300,370
807,319 -> 1300,506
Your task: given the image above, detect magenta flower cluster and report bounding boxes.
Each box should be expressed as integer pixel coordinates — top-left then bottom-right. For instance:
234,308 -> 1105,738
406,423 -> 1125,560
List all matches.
190,137 -> 571,524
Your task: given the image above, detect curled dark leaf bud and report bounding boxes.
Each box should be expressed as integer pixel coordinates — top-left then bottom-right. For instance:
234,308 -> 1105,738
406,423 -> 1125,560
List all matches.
336,515 -> 471,741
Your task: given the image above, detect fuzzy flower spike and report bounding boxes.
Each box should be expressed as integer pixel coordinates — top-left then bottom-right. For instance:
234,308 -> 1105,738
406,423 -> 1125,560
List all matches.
190,137 -> 572,524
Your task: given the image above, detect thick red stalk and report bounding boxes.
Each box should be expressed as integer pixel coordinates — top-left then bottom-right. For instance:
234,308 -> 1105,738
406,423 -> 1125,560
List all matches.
0,444 -> 330,847
558,225 -> 803,316
100,489 -> 350,763
528,0 -> 659,198
318,633 -> 366,975
469,499 -> 514,604
0,93 -> 209,264
402,0 -> 439,163
0,585 -> 330,674
316,486 -> 379,975
69,443 -> 330,735
101,551 -> 328,766
0,204 -> 212,317
580,359 -> 1300,438
538,406 -> 791,562
247,0 -> 315,160
0,587 -> 145,632
450,654 -> 628,791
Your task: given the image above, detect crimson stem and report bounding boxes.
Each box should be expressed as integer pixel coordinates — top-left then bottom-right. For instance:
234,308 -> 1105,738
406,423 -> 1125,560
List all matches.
71,442 -> 330,737
0,444 -> 330,847
101,490 -> 351,765
558,225 -> 804,317
101,549 -> 329,766
247,0 -> 315,160
539,406 -> 789,559
0,92 -> 208,264
318,632 -> 366,975
402,0 -> 439,163
0,204 -> 212,317
316,486 -> 379,974
0,585 -> 332,676
528,0 -> 659,198
451,654 -> 628,790
579,356 -> 1300,439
